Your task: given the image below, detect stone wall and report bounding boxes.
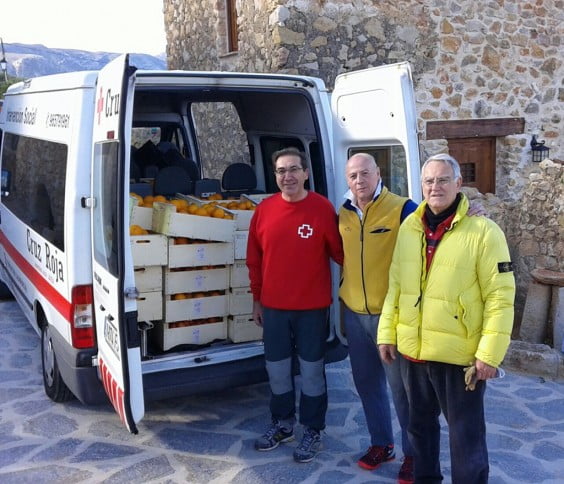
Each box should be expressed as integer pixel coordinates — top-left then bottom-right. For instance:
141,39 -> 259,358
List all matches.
463,159 -> 563,325
163,0 -> 563,319
164,1 -> 563,203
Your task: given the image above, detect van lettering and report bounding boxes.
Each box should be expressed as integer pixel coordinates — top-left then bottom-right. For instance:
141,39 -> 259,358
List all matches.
105,89 -> 120,117
44,243 -> 64,283
26,229 -> 42,263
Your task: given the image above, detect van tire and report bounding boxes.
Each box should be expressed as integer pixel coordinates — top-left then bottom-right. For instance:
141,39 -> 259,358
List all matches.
0,281 -> 14,300
41,324 -> 74,402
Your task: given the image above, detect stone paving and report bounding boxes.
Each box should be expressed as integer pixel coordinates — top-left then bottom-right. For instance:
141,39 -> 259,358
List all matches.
0,299 -> 563,483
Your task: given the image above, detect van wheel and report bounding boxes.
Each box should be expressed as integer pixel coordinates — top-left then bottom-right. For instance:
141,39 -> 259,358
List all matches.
41,324 -> 74,402
0,281 -> 14,300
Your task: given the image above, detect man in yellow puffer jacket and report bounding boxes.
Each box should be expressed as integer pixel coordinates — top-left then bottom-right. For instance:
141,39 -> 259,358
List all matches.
378,154 -> 515,484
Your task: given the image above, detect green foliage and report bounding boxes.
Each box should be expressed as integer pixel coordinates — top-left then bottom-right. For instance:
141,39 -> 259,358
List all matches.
0,78 -> 21,98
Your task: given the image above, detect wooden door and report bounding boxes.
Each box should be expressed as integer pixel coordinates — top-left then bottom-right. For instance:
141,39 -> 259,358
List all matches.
448,137 -> 496,194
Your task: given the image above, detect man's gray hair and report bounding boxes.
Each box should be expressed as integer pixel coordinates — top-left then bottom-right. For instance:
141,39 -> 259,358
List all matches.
421,153 -> 462,180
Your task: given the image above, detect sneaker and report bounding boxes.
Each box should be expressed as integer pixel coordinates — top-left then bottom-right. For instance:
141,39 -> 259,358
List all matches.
254,421 -> 294,451
293,427 -> 322,463
358,444 -> 395,470
398,455 -> 414,484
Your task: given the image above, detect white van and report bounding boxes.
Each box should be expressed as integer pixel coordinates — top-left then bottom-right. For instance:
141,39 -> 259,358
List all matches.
0,55 -> 421,433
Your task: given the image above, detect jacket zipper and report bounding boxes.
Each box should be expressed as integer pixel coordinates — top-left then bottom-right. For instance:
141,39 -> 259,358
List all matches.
359,204 -> 371,314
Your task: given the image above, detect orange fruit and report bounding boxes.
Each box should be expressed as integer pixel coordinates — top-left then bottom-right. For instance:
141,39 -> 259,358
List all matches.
195,207 -> 208,216
143,195 -> 154,204
187,203 -> 198,214
211,207 -> 225,218
171,198 -> 188,210
175,237 -> 189,245
130,193 -> 143,205
153,195 -> 167,203
130,224 -> 148,236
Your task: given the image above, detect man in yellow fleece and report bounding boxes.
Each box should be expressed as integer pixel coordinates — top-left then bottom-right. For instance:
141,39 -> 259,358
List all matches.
378,153 -> 515,484
339,153 -> 417,483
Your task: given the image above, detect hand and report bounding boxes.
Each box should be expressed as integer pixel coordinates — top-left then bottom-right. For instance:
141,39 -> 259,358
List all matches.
378,344 -> 397,364
467,200 -> 488,217
252,300 -> 264,327
475,359 -> 496,380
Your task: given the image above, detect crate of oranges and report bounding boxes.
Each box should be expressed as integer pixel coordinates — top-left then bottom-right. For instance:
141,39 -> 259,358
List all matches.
129,224 -> 168,267
130,192 -> 157,230
151,196 -> 235,242
186,193 -> 257,230
164,266 -> 229,295
165,290 -> 228,322
168,237 -> 234,268
155,317 -> 228,351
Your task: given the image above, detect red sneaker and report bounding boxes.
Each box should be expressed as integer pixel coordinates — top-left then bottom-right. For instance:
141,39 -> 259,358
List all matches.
398,455 -> 414,484
358,444 -> 395,470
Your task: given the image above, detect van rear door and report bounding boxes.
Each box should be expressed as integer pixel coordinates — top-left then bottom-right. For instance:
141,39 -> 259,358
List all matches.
331,61 -> 421,202
90,54 -> 143,433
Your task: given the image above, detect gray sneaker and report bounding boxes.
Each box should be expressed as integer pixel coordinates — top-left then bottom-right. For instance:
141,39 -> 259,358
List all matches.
255,421 -> 294,451
293,427 -> 321,463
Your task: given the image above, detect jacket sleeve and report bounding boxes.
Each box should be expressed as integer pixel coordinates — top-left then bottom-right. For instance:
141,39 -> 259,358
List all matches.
246,208 -> 263,302
377,235 -> 402,345
474,220 -> 516,367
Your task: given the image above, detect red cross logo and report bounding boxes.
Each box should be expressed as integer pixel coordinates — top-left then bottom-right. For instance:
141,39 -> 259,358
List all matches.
298,224 -> 314,239
96,87 -> 104,125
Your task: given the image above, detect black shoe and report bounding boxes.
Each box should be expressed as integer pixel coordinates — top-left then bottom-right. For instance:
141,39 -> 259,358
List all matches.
254,421 -> 294,451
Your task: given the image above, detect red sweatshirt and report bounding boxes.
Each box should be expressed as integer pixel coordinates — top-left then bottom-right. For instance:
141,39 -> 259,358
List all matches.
246,191 -> 344,310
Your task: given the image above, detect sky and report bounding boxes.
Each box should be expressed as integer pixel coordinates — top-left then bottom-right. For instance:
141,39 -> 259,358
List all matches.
2,0 -> 167,55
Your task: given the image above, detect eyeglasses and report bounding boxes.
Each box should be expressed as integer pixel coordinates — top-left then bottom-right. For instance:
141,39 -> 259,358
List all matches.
274,166 -> 304,176
423,176 -> 453,187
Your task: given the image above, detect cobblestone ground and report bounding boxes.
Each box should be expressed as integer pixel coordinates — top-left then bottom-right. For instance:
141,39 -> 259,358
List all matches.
0,300 -> 563,483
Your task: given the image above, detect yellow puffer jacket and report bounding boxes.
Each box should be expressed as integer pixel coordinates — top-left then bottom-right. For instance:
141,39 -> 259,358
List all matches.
377,195 -> 515,367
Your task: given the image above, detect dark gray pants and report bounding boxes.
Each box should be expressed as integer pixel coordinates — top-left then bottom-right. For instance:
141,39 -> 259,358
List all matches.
262,307 -> 328,431
402,358 -> 488,484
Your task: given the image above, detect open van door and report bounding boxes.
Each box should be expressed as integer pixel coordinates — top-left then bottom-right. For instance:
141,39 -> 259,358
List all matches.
90,54 -> 143,433
331,61 -> 421,204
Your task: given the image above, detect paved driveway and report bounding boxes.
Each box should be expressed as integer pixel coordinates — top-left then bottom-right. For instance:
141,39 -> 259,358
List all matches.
0,300 -> 563,483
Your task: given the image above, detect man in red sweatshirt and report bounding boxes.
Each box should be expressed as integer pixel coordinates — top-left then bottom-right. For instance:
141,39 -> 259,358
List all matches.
247,147 -> 343,463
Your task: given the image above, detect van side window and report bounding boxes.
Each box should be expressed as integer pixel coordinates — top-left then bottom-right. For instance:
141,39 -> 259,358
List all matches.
191,102 -> 250,180
348,146 -> 409,197
1,133 -> 67,250
92,141 -> 119,276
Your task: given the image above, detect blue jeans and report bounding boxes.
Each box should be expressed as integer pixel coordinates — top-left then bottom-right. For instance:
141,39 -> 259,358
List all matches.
262,307 -> 328,431
401,358 -> 489,484
344,306 -> 413,455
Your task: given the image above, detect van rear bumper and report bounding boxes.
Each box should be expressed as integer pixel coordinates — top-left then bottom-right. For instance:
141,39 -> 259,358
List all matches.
142,338 -> 347,402
51,327 -> 109,405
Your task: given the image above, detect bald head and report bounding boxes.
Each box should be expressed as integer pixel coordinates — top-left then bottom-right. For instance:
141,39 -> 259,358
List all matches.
345,153 -> 381,210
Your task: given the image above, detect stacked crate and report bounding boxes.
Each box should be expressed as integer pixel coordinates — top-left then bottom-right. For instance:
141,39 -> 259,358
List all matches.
226,197 -> 263,343
151,201 -> 235,350
131,193 -> 269,351
131,233 -> 168,322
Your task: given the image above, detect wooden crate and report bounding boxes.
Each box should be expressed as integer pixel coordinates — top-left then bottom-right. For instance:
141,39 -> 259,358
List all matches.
131,234 -> 168,267
234,230 -> 249,260
165,294 -> 228,322
228,314 -> 263,343
168,240 -> 234,268
152,202 -> 235,242
136,291 -> 163,322
155,319 -> 227,351
134,266 -> 163,292
164,267 -> 229,294
228,287 -> 253,315
229,260 -> 250,288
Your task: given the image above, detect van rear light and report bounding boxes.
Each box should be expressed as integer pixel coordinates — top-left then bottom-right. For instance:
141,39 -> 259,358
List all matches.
71,285 -> 95,349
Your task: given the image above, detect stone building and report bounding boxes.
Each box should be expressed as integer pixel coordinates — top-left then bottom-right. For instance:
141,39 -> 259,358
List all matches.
162,0 -> 563,327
